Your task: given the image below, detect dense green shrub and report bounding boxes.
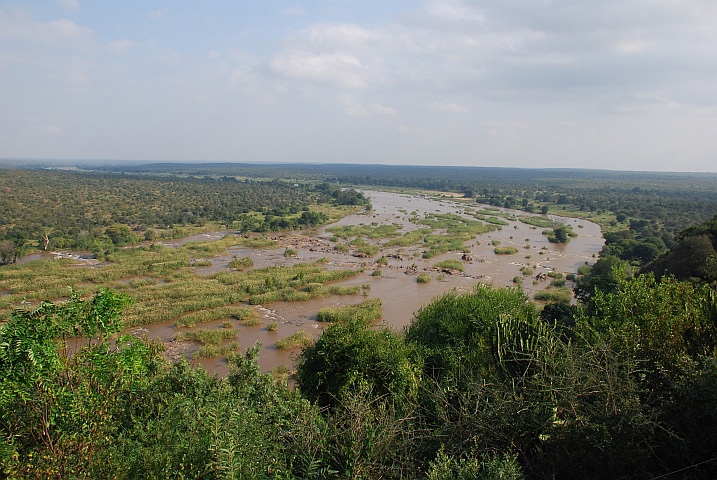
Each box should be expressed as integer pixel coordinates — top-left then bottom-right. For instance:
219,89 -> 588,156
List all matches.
2,267 -> 715,479
417,273 -> 431,283
406,284 -> 537,380
296,318 -> 421,409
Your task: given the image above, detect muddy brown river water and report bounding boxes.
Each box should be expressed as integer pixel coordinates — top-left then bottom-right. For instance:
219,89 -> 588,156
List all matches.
19,190 -> 605,376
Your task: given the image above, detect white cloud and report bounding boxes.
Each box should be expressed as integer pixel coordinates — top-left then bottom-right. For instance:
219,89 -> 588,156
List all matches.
430,102 -> 468,113
53,68 -> 89,84
613,40 -> 648,54
57,0 -> 80,10
369,104 -> 396,115
146,9 -> 170,20
0,13 -> 93,43
340,96 -> 368,116
397,124 -> 411,133
304,23 -> 382,49
158,49 -> 181,66
346,104 -> 369,116
208,50 -> 221,59
284,7 -> 306,16
43,124 -> 62,134
617,95 -> 683,114
426,0 -> 485,24
271,51 -> 368,89
338,97 -> 396,116
108,39 -> 133,56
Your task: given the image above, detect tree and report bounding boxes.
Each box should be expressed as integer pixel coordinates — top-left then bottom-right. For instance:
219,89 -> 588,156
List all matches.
0,240 -> 18,264
296,318 -> 421,409
574,255 -> 631,305
105,223 -> 134,245
0,289 -> 143,477
553,225 -> 569,243
550,220 -> 570,243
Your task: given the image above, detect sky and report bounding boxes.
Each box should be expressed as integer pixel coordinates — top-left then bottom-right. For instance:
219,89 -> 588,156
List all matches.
1,1 -> 716,172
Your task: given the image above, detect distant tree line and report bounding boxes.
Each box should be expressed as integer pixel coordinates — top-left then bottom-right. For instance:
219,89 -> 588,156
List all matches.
0,169 -> 369,260
83,162 -> 717,267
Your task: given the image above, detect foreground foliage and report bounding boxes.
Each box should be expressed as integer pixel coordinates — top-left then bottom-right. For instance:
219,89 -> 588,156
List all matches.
1,273 -> 716,479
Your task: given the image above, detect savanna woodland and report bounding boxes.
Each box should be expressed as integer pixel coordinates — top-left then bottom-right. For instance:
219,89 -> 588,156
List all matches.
1,163 -> 716,479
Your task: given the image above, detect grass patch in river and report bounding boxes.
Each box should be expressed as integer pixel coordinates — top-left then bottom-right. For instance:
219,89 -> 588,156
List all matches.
356,245 -> 379,257
276,330 -> 313,350
194,341 -> 240,359
433,260 -> 465,272
416,273 -> 431,283
416,214 -> 497,258
174,326 -> 238,345
327,224 -> 402,239
383,228 -> 431,248
228,256 -> 254,271
173,305 -> 257,327
518,216 -> 554,228
316,298 -> 382,323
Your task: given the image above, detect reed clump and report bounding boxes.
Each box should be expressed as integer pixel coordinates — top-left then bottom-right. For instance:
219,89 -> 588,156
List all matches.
316,298 -> 382,323
276,330 -> 313,349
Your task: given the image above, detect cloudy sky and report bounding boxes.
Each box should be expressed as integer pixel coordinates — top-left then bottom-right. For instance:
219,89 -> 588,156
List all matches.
1,1 -> 716,172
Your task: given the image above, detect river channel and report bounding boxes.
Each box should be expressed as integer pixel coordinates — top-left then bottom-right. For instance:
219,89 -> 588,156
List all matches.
13,190 -> 604,375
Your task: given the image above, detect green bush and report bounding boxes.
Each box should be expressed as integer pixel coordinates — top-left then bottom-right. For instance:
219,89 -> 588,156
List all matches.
228,256 -> 253,270
296,318 -> 421,409
417,273 -> 431,283
276,330 -> 313,349
533,287 -> 572,303
406,284 -> 538,379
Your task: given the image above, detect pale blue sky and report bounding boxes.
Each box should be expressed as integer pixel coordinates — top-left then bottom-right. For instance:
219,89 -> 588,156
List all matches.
2,1 -> 716,171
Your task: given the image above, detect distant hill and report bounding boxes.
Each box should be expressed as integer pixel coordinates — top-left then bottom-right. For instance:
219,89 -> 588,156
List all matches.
644,214 -> 717,283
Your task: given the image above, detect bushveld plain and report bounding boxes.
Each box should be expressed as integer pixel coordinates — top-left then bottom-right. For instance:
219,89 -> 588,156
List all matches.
1,163 -> 716,479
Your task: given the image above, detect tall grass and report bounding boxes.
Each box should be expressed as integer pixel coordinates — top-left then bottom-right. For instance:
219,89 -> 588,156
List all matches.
194,341 -> 240,358
173,305 -> 256,328
1,244 -> 362,328
434,260 -> 465,272
276,330 -> 313,349
174,327 -> 238,345
518,216 -> 553,228
316,299 -> 382,323
383,228 -> 431,247
356,245 -> 379,257
228,256 -> 253,271
326,224 -> 402,239
533,287 -> 572,303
